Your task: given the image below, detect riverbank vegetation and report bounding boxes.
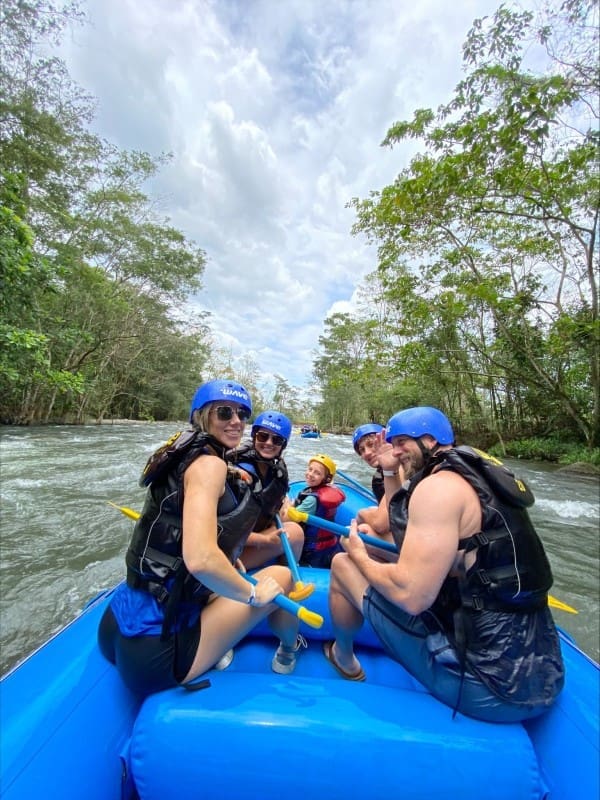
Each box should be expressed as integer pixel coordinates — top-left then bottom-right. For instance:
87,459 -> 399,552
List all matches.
1,1 -> 598,465
314,1 -> 599,462
1,1 -> 209,424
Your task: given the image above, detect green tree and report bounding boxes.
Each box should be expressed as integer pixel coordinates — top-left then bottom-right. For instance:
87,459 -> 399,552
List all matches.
0,172 -> 84,421
270,374 -> 304,422
0,0 -> 210,423
351,2 -> 599,446
313,312 -> 392,430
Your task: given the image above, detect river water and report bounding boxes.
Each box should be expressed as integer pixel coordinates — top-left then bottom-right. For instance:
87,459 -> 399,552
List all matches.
1,423 -> 598,676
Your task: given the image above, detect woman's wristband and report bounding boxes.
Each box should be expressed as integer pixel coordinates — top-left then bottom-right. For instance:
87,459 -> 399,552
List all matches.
246,584 -> 257,605
382,470 -> 399,477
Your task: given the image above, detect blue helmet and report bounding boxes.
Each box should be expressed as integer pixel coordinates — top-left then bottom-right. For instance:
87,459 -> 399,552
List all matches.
252,410 -> 292,446
352,423 -> 384,453
385,407 -> 454,445
189,380 -> 252,422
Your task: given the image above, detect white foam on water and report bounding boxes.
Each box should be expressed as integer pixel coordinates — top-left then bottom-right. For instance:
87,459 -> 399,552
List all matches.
534,497 -> 599,520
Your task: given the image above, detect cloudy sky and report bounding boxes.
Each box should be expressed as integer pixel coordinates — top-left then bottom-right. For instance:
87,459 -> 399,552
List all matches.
60,0 -> 504,393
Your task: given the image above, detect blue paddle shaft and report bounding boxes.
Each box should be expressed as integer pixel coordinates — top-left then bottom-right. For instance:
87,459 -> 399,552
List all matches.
302,512 -> 398,554
242,572 -> 301,617
275,515 -> 302,584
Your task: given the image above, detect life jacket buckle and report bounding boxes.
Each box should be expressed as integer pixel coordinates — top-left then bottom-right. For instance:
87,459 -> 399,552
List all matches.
474,532 -> 489,547
476,569 -> 491,586
146,581 -> 170,604
472,595 -> 484,611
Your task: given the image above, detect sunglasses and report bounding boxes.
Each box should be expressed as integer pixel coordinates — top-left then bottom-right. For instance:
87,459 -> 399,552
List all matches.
214,405 -> 251,422
255,430 -> 286,447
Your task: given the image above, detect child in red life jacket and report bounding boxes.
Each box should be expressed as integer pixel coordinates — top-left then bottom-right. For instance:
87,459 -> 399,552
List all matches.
293,454 -> 346,569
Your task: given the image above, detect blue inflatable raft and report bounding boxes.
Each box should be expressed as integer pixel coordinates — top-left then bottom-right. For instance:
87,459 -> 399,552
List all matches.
300,425 -> 321,438
1,480 -> 598,800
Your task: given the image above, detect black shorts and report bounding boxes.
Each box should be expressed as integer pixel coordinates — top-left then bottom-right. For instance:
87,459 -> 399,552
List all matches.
98,606 -> 200,697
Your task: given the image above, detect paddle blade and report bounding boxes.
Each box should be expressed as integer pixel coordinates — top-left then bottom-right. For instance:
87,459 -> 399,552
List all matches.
289,582 -> 315,602
297,606 -> 324,629
286,506 -> 307,523
108,502 -> 141,521
549,594 -> 578,614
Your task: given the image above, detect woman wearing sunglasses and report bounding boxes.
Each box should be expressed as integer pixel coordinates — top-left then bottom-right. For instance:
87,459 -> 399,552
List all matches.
98,381 -> 300,696
230,411 -> 304,573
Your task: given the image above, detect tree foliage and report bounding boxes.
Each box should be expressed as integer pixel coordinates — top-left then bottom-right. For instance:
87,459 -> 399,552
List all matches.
0,0 -> 209,423
338,1 -> 599,446
1,0 -> 598,446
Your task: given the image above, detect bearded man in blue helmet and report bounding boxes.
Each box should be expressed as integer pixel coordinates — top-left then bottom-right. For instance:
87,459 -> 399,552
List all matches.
325,406 -> 564,723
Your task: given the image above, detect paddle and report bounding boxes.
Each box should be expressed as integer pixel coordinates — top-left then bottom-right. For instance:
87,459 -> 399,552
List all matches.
108,501 -> 140,520
547,596 -> 578,614
275,513 -> 315,601
285,506 -> 578,614
109,503 -> 324,627
242,573 -> 323,629
286,506 -> 397,553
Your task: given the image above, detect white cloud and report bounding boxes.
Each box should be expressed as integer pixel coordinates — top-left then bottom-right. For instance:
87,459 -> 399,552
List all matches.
61,0 -> 503,391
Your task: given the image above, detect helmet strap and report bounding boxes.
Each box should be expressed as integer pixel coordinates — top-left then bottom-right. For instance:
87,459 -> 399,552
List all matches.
254,454 -> 277,465
204,435 -> 228,460
415,437 -> 442,468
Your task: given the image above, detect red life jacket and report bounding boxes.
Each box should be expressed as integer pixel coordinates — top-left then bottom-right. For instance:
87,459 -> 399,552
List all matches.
296,484 -> 346,552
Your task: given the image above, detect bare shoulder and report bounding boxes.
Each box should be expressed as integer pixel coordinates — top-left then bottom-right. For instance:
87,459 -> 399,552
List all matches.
412,469 -> 481,537
413,469 -> 478,511
185,453 -> 227,488
419,467 -> 471,490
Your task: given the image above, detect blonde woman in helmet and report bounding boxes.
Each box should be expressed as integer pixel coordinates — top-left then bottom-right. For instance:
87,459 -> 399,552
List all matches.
98,380 -> 302,694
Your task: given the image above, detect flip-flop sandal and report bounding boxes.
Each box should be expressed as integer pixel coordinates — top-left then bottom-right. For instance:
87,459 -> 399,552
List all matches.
323,640 -> 366,682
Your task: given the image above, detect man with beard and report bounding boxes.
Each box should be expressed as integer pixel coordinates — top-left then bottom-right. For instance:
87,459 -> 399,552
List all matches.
324,406 -> 564,723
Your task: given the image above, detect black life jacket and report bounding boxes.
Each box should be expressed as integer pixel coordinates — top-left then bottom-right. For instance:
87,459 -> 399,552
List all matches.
388,483 -> 411,552
389,445 -> 551,612
436,446 -> 550,613
372,468 -> 385,503
126,429 -> 261,638
389,446 -> 563,706
227,443 -> 290,531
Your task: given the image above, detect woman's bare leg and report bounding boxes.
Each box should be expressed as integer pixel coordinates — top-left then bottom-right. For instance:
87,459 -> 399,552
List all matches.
183,564 -> 296,681
240,521 -> 305,570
